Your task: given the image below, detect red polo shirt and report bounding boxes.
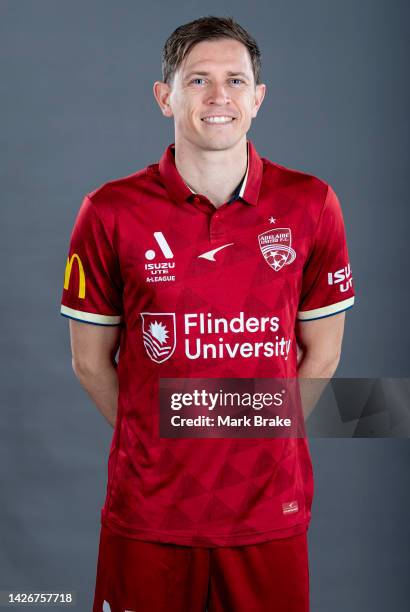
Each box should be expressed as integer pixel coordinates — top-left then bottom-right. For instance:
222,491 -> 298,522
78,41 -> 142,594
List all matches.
60,140 -> 355,546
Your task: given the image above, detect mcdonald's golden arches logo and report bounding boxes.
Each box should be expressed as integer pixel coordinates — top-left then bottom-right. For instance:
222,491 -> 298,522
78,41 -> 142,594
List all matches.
64,253 -> 86,298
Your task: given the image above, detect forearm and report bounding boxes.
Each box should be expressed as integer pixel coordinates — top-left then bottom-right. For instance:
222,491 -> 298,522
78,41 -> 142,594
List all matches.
297,349 -> 339,421
73,360 -> 119,428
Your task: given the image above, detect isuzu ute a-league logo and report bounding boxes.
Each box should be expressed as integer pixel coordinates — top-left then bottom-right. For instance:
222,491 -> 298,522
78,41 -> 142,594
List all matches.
258,228 -> 296,272
144,231 -> 176,283
141,312 -> 176,363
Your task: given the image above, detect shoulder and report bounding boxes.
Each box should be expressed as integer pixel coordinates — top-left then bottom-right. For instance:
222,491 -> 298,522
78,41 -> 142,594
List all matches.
261,157 -> 330,215
83,163 -> 159,217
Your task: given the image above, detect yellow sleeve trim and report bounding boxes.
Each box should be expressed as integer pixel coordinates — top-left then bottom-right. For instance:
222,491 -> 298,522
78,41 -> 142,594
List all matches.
60,304 -> 122,326
297,296 -> 355,321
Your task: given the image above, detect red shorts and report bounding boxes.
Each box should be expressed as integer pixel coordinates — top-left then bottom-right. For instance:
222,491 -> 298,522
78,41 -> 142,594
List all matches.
93,525 -> 310,612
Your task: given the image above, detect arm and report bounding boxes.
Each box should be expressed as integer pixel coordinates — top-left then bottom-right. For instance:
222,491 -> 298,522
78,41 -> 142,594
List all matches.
295,311 -> 345,420
69,319 -> 122,428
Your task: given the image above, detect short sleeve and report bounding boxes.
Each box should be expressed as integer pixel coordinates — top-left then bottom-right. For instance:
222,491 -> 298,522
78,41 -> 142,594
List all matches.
60,195 -> 123,325
297,184 -> 355,321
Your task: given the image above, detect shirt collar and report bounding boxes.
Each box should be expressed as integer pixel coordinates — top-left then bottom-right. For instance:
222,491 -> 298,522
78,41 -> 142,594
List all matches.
184,165 -> 246,204
158,139 -> 263,207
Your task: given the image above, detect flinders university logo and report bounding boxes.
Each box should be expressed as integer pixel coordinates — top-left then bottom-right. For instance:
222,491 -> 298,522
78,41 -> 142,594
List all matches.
258,228 -> 296,272
140,312 -> 176,363
64,253 -> 85,298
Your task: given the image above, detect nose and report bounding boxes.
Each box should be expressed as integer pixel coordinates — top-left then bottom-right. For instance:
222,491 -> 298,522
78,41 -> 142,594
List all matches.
206,82 -> 231,105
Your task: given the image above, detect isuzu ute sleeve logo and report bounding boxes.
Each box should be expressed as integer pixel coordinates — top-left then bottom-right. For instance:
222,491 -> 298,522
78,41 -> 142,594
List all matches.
258,228 -> 297,271
327,263 -> 353,293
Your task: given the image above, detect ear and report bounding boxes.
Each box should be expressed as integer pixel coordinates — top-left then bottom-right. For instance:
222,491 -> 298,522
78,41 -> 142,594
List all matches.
153,81 -> 174,118
251,83 -> 266,118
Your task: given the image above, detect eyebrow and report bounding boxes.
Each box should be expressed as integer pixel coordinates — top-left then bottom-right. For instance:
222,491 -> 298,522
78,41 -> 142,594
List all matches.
183,70 -> 250,81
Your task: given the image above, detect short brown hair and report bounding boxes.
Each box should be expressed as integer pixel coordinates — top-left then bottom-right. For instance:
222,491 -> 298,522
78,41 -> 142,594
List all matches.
161,16 -> 262,86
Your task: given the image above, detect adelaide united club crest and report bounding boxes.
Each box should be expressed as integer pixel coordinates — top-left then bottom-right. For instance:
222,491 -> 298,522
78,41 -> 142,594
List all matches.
140,312 -> 176,363
258,227 -> 297,272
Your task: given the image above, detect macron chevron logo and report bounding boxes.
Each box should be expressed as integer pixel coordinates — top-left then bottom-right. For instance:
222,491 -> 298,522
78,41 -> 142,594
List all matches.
198,243 -> 234,261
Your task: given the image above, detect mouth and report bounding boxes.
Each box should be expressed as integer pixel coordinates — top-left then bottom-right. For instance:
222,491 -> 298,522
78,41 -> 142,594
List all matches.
201,115 -> 236,125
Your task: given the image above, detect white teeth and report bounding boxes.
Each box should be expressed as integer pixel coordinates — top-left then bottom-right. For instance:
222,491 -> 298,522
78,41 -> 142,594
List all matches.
202,116 -> 234,124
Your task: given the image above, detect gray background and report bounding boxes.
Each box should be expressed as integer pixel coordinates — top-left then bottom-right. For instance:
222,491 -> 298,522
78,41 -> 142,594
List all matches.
1,0 -> 409,610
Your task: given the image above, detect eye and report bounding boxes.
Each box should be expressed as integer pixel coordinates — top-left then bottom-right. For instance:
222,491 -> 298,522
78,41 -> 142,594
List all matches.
230,78 -> 244,85
190,78 -> 206,85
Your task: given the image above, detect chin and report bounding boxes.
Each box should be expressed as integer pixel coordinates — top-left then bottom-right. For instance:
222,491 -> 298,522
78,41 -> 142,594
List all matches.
198,135 -> 242,152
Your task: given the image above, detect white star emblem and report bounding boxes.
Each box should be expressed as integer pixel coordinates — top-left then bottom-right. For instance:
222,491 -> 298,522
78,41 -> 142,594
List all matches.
269,216 -> 276,224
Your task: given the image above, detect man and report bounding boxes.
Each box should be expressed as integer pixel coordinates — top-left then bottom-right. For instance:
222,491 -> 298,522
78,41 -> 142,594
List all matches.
60,16 -> 355,612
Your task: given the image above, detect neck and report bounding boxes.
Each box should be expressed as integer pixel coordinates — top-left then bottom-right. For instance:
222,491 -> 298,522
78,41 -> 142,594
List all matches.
174,136 -> 248,208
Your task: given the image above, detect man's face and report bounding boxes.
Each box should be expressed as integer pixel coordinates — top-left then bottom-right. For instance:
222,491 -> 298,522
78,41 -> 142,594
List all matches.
155,38 -> 266,151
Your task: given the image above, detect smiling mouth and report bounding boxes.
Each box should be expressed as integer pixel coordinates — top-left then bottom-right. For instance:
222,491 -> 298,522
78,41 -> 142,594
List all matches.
201,116 -> 236,124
